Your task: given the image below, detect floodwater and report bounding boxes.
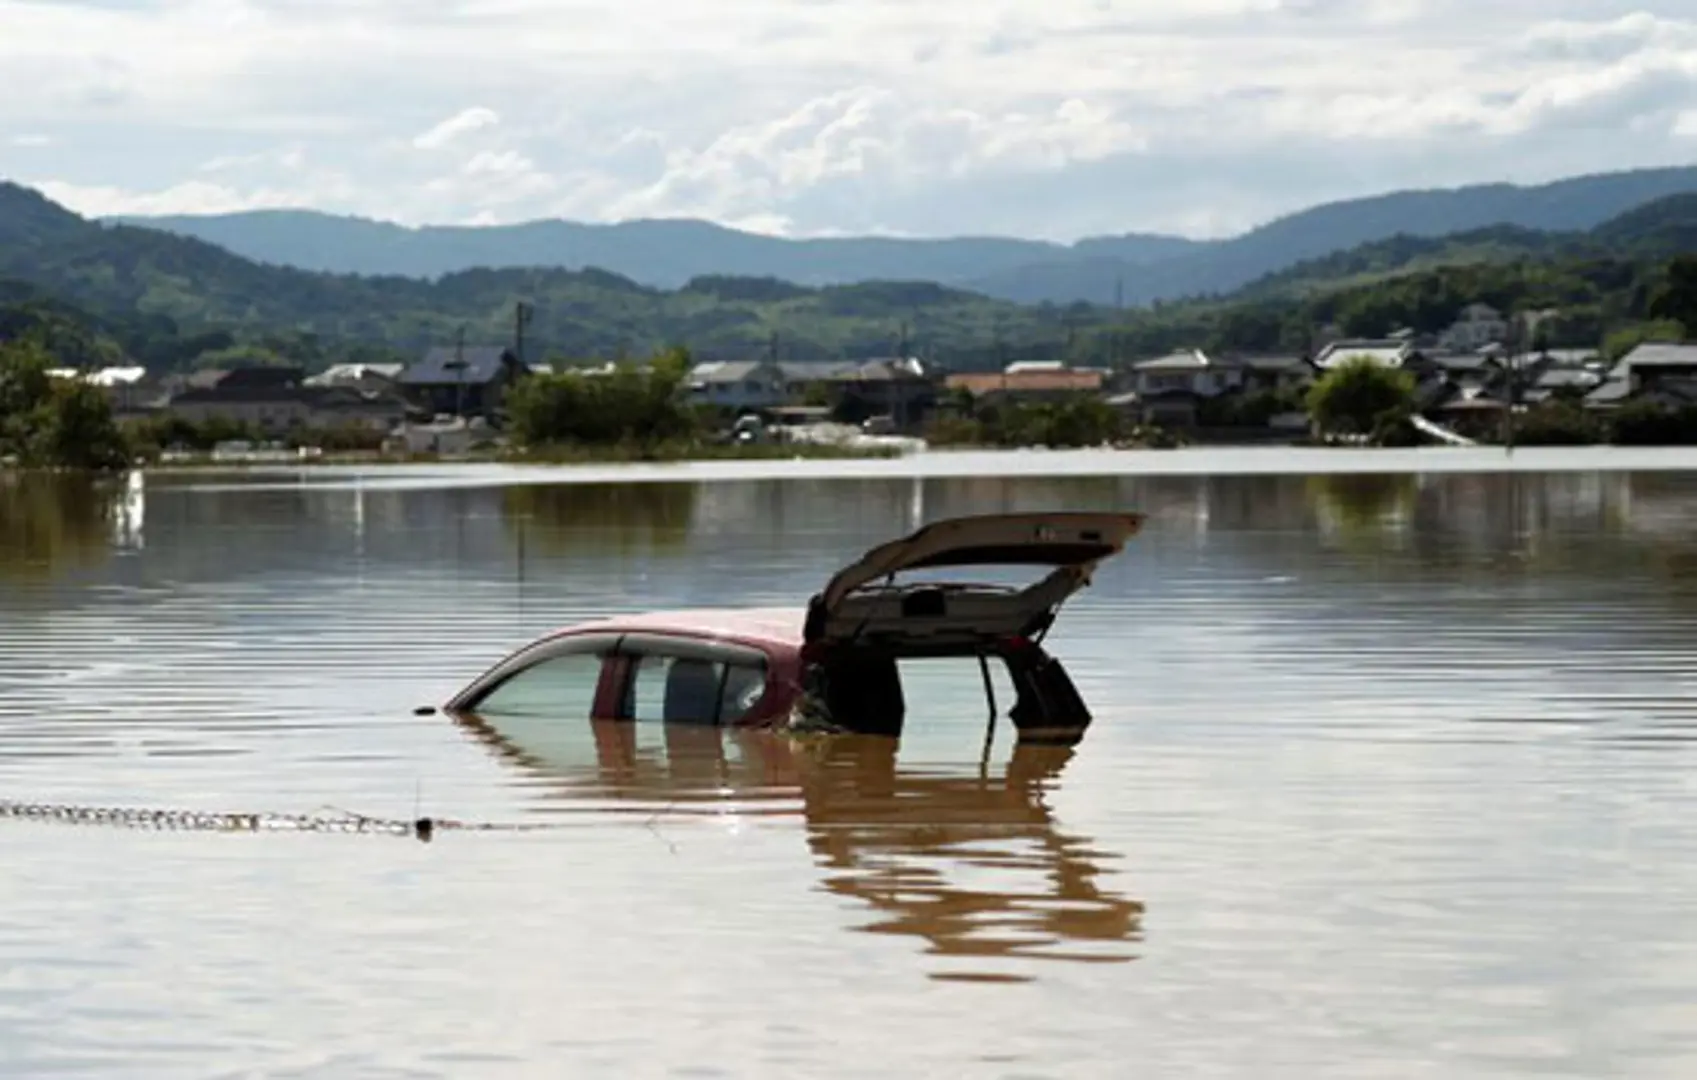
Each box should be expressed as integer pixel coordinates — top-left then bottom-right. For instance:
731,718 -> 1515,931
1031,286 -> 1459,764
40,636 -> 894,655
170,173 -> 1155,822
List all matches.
3,453 -> 1697,1078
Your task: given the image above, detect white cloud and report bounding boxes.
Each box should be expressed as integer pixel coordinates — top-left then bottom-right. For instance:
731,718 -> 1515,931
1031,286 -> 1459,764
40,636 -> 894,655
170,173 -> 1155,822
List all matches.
412,107 -> 500,150
1521,12 -> 1697,61
1,0 -> 1694,239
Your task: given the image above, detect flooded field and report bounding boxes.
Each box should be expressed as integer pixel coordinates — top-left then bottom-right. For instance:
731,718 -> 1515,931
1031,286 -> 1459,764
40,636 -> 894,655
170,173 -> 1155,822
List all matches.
3,457 -> 1697,1077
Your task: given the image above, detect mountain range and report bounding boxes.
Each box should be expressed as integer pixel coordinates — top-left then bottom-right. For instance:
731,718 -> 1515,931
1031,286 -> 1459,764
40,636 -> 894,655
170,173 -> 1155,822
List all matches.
114,166 -> 1697,305
0,167 -> 1690,372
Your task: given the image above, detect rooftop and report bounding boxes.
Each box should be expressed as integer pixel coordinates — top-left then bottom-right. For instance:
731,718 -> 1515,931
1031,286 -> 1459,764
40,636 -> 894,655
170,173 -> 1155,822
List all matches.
45,365 -> 149,386
401,346 -> 519,385
171,385 -> 407,409
690,360 -> 771,385
1316,340 -> 1413,367
1133,349 -> 1214,373
304,363 -> 405,386
945,369 -> 1105,395
1617,342 -> 1697,369
547,606 -> 806,648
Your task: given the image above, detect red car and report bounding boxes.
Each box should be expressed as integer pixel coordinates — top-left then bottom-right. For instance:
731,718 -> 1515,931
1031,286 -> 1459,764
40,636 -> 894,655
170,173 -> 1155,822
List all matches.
443,511 -> 1143,745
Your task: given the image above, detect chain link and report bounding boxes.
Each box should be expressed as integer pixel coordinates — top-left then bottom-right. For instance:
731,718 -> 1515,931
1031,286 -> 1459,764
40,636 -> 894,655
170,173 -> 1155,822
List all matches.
0,799 -> 565,842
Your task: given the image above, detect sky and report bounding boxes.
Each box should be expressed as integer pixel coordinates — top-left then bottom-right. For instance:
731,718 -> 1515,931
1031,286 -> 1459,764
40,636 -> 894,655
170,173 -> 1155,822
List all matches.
0,0 -> 1695,241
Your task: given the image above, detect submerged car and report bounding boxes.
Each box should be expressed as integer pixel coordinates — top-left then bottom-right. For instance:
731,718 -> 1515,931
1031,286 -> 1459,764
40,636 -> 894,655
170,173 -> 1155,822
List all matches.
442,511 -> 1142,745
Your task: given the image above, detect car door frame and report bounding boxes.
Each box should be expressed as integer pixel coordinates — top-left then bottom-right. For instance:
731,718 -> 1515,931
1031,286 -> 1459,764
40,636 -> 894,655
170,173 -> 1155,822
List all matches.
443,630 -> 627,718
604,631 -> 777,726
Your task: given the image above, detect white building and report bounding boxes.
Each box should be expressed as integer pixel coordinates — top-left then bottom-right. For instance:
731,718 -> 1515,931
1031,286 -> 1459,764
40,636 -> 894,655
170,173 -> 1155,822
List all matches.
1438,303 -> 1511,352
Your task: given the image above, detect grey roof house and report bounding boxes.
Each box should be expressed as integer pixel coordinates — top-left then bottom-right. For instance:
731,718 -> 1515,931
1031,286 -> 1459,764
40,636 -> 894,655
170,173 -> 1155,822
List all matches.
399,346 -> 529,419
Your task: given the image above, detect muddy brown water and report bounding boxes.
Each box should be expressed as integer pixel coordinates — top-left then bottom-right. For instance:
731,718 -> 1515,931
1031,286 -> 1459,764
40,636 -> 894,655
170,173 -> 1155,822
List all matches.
3,454 -> 1697,1077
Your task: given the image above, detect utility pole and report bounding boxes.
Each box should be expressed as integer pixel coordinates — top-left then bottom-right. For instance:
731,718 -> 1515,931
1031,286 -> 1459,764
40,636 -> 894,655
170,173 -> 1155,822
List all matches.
891,321 -> 914,431
450,324 -> 468,420
1503,312 -> 1523,455
513,301 -> 534,367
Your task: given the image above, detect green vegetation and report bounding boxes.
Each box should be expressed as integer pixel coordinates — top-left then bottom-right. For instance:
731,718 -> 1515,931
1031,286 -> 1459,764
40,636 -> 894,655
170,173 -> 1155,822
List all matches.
1609,400 -> 1697,446
0,183 -> 1098,371
927,395 -> 1179,449
1649,254 -> 1697,330
3,180 -> 1694,379
0,337 -> 130,470
497,346 -> 898,460
1508,401 -> 1605,446
506,347 -> 698,449
5,180 -> 1697,462
1306,357 -> 1417,439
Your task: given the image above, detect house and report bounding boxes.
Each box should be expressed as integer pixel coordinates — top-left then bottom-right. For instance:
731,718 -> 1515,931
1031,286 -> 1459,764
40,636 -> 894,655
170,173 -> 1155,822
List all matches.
44,365 -> 160,416
1581,341 -> 1697,411
1117,350 -> 1247,427
944,366 -> 1106,404
1614,342 -> 1697,389
398,346 -> 529,420
1313,339 -> 1418,370
219,365 -> 307,390
160,368 -> 236,397
1131,350 -> 1243,396
1430,352 -> 1501,379
686,358 -> 788,412
393,416 -> 481,455
1437,303 -> 1511,352
778,360 -> 862,400
818,357 -> 938,428
1430,384 -> 1510,438
168,384 -> 411,435
1520,367 -> 1605,405
304,363 -> 405,393
1235,355 -> 1314,394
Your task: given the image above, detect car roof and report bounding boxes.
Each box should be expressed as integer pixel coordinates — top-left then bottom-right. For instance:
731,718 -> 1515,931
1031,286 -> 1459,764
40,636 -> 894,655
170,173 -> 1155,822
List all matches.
551,606 -> 805,650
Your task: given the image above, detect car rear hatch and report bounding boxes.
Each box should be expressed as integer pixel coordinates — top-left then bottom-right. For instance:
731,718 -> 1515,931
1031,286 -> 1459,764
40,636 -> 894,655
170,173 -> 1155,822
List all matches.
801,511 -> 1142,654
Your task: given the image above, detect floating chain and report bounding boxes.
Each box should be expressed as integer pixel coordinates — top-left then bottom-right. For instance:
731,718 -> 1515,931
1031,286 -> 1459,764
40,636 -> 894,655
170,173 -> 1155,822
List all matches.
0,799 -> 566,842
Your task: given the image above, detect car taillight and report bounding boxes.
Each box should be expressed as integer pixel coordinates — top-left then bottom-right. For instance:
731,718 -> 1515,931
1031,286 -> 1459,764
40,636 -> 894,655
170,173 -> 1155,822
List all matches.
999,635 -> 1033,652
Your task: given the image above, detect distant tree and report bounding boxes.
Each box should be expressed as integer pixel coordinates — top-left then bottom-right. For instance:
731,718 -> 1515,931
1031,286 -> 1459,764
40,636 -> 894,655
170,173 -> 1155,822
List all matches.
0,336 -> 130,469
27,377 -> 132,469
1648,256 -> 1697,336
0,336 -> 53,433
1306,355 -> 1417,436
1602,319 -> 1686,362
505,346 -> 699,449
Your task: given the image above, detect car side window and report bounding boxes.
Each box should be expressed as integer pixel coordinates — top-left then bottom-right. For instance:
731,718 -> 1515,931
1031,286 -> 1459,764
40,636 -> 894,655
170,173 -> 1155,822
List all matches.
472,652 -> 605,717
629,654 -> 724,724
718,662 -> 766,722
623,652 -> 769,725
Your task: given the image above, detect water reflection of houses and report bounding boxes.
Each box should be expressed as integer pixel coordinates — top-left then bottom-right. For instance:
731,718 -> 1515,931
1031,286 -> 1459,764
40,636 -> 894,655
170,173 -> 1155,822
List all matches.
450,717 -> 1144,979
1299,470 -> 1697,577
28,468 -> 1697,592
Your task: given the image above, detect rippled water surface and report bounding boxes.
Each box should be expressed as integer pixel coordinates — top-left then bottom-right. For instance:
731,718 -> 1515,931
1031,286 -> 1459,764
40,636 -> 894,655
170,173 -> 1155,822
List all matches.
5,458 -> 1697,1078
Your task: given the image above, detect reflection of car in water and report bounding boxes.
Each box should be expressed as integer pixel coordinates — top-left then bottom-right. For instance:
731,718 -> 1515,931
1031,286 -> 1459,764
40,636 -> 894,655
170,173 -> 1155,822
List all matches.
443,512 -> 1143,747
450,714 -> 1145,979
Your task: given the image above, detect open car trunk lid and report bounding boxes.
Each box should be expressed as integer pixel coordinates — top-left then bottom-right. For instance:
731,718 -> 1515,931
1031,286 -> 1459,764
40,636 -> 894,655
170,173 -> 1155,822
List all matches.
802,511 -> 1143,652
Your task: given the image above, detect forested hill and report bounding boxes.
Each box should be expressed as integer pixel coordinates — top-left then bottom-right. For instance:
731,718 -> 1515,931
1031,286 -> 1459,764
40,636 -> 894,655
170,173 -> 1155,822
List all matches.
0,182 -> 1107,369
0,180 -> 1691,373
